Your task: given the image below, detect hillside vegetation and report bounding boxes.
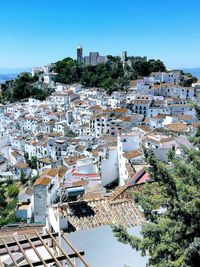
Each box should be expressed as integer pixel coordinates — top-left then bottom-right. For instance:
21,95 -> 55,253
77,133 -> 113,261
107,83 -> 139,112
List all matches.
54,56 -> 166,93
0,55 -> 197,103
0,72 -> 52,103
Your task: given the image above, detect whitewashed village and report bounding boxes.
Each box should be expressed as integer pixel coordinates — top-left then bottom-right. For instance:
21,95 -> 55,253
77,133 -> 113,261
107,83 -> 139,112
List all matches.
0,48 -> 200,266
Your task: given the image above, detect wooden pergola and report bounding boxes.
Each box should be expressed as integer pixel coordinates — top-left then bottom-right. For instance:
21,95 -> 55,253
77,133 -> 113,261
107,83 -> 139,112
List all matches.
0,231 -> 89,267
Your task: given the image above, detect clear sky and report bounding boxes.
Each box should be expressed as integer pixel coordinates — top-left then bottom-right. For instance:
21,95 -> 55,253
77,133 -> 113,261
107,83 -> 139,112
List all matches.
0,0 -> 200,70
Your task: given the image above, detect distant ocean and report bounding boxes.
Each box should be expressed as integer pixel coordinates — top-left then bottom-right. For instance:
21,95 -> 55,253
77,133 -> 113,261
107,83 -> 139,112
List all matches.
0,67 -> 31,83
0,74 -> 18,83
182,68 -> 200,79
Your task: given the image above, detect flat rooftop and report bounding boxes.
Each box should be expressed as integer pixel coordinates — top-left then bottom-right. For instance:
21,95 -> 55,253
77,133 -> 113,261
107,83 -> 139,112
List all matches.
67,225 -> 147,267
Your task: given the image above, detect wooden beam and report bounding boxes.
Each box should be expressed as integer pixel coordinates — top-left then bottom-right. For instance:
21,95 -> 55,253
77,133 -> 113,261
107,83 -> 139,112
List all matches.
19,252 -> 85,267
0,233 -> 58,250
61,233 -> 90,267
0,238 -> 19,267
35,231 -> 63,267
0,258 -> 5,267
0,232 -> 86,267
13,235 -> 34,267
24,234 -> 48,267
46,230 -> 76,267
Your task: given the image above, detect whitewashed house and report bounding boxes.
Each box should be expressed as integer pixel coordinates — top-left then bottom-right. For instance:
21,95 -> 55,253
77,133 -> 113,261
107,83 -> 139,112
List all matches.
117,132 -> 140,185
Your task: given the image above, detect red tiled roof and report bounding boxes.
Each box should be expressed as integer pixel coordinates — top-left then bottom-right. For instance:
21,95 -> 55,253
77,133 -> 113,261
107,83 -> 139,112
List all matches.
136,172 -> 150,184
72,172 -> 100,180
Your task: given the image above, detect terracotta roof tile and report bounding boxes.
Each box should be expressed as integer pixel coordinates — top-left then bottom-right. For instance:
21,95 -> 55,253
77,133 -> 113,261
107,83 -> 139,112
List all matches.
136,125 -> 151,132
34,177 -> 51,186
14,162 -> 29,169
123,149 -> 143,160
41,168 -> 58,177
165,123 -> 188,132
114,108 -> 128,113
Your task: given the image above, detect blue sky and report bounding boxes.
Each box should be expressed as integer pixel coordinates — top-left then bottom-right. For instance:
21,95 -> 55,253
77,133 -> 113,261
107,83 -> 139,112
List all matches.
0,0 -> 200,71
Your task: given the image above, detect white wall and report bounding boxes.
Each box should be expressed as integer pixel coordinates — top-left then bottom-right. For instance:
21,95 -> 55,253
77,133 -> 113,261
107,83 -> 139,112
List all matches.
101,147 -> 118,186
76,164 -> 97,174
47,212 -> 69,236
18,193 -> 31,203
118,134 -> 140,185
34,185 -> 47,223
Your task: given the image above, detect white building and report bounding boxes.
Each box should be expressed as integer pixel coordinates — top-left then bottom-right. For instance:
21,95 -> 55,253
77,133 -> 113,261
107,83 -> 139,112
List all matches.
117,132 -> 140,185
101,146 -> 118,186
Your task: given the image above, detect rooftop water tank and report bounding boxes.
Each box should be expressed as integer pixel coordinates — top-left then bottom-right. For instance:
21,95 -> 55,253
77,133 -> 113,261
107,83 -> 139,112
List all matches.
66,186 -> 85,197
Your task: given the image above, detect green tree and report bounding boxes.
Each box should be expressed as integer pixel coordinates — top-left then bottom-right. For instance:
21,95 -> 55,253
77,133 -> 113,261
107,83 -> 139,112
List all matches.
31,175 -> 39,185
24,152 -> 29,163
30,156 -> 37,169
1,72 -> 51,102
190,126 -> 200,148
20,172 -> 28,184
113,147 -> 200,267
27,156 -> 37,169
179,72 -> 197,87
193,104 -> 200,120
54,56 -> 166,91
0,189 -> 7,208
7,184 -> 20,198
149,59 -> 166,72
